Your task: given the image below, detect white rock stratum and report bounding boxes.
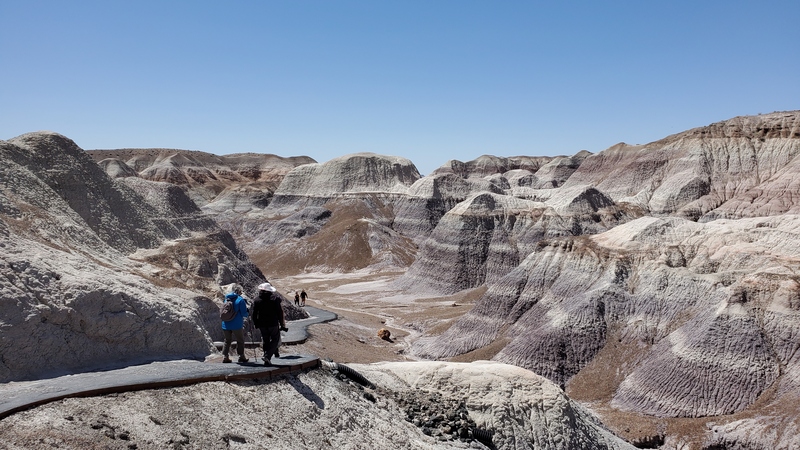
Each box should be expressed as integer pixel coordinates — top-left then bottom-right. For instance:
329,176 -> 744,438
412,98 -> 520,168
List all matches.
0,361 -> 635,450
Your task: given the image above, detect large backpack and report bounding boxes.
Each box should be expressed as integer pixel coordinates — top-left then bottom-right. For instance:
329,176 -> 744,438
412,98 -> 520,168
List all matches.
220,299 -> 237,321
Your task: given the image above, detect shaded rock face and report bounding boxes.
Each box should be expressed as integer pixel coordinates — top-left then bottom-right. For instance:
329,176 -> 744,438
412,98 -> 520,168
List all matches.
0,132 -> 270,382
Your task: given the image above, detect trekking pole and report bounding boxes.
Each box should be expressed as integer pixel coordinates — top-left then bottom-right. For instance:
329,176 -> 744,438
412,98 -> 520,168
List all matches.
245,297 -> 257,361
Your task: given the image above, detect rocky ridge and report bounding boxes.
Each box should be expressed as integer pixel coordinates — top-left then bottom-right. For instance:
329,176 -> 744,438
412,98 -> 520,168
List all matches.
3,111 -> 799,448
0,132 -> 289,382
86,148 -> 315,213
188,110 -> 800,448
0,361 -> 635,450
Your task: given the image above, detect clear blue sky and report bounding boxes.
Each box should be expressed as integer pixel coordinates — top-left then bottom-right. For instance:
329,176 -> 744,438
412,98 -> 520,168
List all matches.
2,1 -> 798,175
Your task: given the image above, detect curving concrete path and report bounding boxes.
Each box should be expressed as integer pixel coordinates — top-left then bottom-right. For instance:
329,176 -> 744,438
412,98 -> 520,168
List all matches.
282,306 -> 338,344
0,306 -> 338,420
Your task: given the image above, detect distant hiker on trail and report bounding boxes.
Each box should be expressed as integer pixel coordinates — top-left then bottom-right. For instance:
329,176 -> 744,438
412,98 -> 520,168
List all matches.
294,290 -> 300,307
300,289 -> 308,306
221,285 -> 249,364
252,282 -> 287,366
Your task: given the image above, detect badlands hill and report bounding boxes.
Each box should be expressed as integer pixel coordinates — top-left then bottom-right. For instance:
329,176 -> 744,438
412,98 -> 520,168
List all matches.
85,147 -> 315,213
3,110 -> 799,449
0,133 -> 313,383
3,133 -> 637,449
90,110 -> 800,449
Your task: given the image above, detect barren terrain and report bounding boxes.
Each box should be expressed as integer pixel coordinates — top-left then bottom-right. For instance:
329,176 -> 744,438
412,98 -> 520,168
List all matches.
273,270 -> 799,449
271,271 -> 484,365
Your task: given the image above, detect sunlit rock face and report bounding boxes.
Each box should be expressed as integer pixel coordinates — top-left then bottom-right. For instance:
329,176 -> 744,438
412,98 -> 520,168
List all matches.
0,361 -> 636,450
395,185 -> 632,296
266,152 -> 421,212
87,148 -> 314,212
392,173 -> 504,244
96,157 -> 138,178
416,214 -> 800,420
0,133 -> 268,382
220,153 -> 422,275
563,112 -> 800,219
431,155 -> 554,179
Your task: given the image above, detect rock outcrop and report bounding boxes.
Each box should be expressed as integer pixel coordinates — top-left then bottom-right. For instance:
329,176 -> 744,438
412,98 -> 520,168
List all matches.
266,152 -> 421,212
86,148 -> 314,212
415,215 -> 800,423
562,112 -> 800,219
221,153 -> 422,275
0,133 -> 272,382
396,186 -> 632,296
432,155 -> 555,179
392,172 -> 505,243
0,361 -> 636,450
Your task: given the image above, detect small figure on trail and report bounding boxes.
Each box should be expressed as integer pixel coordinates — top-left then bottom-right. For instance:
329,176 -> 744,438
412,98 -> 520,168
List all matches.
300,289 -> 308,306
221,285 -> 249,364
294,290 -> 300,307
252,282 -> 287,366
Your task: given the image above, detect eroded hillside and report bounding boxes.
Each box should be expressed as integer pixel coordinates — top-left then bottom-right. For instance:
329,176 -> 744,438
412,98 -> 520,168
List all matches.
5,111 -> 798,448
0,133 -> 305,382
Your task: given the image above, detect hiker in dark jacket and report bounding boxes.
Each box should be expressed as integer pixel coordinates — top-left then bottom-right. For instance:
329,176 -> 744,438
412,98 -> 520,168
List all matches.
221,286 -> 249,363
252,282 -> 287,366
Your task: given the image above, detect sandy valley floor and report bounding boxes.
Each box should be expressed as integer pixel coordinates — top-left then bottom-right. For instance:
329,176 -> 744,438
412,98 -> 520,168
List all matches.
270,271 -> 484,365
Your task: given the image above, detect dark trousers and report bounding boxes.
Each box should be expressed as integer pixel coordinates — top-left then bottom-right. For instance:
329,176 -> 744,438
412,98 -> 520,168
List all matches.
223,329 -> 245,358
260,325 -> 281,361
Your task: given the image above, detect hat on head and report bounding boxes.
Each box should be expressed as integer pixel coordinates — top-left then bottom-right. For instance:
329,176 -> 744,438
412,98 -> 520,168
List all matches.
258,282 -> 276,292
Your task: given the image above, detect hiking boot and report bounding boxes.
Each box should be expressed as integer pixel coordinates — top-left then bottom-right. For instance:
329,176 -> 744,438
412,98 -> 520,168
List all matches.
263,358 -> 271,366
238,356 -> 249,363
274,351 -> 280,358
222,357 -> 232,363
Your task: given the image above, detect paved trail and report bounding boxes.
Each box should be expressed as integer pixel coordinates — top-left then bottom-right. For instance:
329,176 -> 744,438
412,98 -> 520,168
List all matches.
0,306 -> 337,420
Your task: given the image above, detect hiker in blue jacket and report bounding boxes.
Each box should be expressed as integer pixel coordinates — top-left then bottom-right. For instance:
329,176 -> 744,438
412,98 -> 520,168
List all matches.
221,285 -> 249,363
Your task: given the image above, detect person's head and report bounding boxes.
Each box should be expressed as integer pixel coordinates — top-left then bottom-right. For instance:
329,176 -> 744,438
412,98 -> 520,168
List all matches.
232,285 -> 242,295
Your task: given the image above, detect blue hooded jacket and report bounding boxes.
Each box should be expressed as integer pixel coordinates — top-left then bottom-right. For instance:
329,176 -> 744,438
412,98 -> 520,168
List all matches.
221,292 -> 249,330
